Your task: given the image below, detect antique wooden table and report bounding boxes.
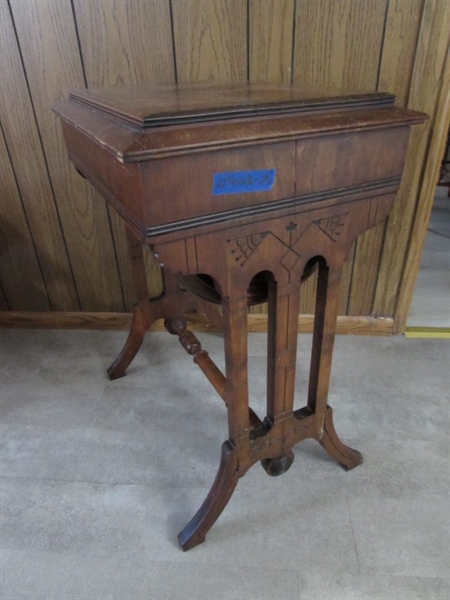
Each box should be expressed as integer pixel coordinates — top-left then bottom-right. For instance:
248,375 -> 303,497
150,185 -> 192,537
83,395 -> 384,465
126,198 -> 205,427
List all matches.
54,84 -> 426,550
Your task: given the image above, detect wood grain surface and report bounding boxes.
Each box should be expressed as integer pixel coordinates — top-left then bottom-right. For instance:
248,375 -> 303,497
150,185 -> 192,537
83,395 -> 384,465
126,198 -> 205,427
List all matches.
0,0 -> 78,310
73,0 -> 175,307
9,0 -> 124,311
248,0 -> 294,83
292,0 -> 389,316
0,126 -> 50,310
172,0 -> 247,82
394,0 -> 450,332
292,0 -> 387,89
373,0 -> 450,327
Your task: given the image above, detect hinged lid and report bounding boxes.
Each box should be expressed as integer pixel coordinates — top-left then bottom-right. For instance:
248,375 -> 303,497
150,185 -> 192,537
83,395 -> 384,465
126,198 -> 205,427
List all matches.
69,83 -> 396,129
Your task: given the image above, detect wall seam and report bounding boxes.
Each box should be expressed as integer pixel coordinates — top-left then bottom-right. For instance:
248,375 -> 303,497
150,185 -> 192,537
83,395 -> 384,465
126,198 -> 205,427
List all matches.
169,0 -> 179,82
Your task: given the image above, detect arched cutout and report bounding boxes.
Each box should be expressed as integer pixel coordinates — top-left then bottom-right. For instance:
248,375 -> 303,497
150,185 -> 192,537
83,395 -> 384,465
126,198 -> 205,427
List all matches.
180,271 -> 273,307
301,255 -> 327,283
178,273 -> 222,304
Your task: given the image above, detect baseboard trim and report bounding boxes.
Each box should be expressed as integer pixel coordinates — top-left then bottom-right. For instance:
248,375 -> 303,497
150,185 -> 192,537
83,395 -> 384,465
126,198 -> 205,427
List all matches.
0,311 -> 394,336
404,326 -> 450,339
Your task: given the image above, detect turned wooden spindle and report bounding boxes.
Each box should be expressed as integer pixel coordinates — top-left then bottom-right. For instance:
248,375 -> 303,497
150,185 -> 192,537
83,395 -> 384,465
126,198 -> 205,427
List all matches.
164,317 -> 263,429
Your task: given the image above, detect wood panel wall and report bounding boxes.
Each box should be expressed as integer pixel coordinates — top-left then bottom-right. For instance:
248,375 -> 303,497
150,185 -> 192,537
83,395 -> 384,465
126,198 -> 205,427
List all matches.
1,0 -> 449,333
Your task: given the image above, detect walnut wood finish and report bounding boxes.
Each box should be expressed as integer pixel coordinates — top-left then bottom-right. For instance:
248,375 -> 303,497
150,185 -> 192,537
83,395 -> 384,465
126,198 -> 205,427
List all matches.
54,83 -> 426,550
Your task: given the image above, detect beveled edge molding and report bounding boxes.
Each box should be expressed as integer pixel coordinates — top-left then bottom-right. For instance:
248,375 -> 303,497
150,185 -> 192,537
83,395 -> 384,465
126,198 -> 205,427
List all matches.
69,89 -> 396,129
0,311 -> 394,336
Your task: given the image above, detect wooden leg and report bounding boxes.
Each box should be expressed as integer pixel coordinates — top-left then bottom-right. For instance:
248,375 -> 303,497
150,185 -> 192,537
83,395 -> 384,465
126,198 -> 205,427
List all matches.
108,226 -> 200,379
178,291 -> 250,550
307,261 -> 363,467
107,302 -> 151,380
178,440 -> 239,551
263,272 -> 301,474
107,229 -> 158,379
320,406 -> 363,470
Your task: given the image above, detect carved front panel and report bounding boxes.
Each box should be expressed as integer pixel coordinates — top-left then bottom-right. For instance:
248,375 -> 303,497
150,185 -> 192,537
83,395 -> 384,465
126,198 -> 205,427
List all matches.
152,196 -> 389,289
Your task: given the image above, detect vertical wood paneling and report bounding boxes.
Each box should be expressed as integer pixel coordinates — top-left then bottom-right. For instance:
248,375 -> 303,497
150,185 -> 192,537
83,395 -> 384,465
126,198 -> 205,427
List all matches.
373,0 -> 450,322
292,0 -> 388,315
74,0 -> 175,87
378,0 -> 425,106
292,0 -> 387,89
347,223 -> 386,315
377,0 -> 450,328
338,246 -> 356,314
0,0 -> 78,310
0,125 -> 50,310
0,0 -> 447,332
347,0 -> 425,317
73,0 -> 175,308
248,0 -> 295,83
9,0 -> 124,311
172,0 -> 247,82
397,45 -> 450,331
370,0 -> 427,319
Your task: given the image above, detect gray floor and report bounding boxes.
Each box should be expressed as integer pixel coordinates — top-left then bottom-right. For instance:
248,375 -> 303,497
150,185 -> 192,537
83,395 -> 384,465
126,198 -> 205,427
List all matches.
1,328 -> 449,599
407,187 -> 450,328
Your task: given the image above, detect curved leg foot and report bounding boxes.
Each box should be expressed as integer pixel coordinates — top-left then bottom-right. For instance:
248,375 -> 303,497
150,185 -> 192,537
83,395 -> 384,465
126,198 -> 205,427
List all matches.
320,406 -> 363,471
178,441 -> 240,551
107,304 -> 147,380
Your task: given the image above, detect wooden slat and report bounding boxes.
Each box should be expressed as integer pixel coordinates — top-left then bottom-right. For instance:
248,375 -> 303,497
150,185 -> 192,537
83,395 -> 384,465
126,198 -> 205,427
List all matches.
347,221 -> 386,315
373,0 -> 450,326
378,0 -> 425,106
299,271 -> 317,315
292,0 -> 387,89
248,0 -> 295,83
172,0 -> 247,82
0,126 -> 50,310
338,244 -> 356,314
0,0 -> 78,310
296,244 -> 356,316
73,0 -> 175,86
9,0 -> 124,311
323,0 -> 388,317
0,311 -> 394,336
73,0 -> 175,309
395,22 -> 450,331
371,0 -> 427,319
292,0 -> 388,316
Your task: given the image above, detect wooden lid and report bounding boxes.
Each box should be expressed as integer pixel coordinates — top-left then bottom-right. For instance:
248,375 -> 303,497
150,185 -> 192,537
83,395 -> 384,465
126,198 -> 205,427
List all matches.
54,83 -> 427,162
69,83 -> 396,129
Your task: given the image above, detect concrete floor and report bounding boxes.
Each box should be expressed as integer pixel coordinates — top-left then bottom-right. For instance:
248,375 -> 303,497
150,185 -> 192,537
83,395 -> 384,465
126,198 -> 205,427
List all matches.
407,187 -> 450,328
1,188 -> 449,599
1,328 -> 449,599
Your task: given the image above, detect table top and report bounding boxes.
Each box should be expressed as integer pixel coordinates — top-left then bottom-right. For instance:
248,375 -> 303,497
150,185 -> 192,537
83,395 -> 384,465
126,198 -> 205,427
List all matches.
54,84 -> 426,164
68,83 -> 396,128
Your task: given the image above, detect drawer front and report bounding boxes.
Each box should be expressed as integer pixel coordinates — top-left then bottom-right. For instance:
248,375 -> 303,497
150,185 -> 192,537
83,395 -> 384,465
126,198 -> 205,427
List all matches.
295,127 -> 410,195
142,142 -> 296,227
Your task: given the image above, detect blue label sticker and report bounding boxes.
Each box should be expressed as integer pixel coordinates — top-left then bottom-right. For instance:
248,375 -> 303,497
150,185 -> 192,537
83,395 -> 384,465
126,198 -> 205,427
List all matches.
212,169 -> 276,195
